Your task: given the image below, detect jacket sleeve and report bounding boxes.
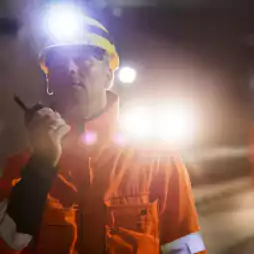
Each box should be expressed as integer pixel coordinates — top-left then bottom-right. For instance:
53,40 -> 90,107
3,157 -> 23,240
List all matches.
151,153 -> 206,254
0,154 -> 58,252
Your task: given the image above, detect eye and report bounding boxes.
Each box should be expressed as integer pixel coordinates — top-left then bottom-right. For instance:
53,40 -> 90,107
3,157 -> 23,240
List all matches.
74,56 -> 87,65
45,51 -> 67,68
91,48 -> 107,61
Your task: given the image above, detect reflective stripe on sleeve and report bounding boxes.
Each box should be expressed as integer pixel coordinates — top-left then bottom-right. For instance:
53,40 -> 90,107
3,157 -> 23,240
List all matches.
0,199 -> 32,250
161,232 -> 206,254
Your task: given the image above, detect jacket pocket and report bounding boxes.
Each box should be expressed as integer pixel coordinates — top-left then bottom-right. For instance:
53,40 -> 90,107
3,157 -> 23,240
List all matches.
105,200 -> 160,254
36,199 -> 77,254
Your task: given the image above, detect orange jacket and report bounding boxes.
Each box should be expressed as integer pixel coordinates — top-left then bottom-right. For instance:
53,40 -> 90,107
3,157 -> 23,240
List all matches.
0,92 -> 206,254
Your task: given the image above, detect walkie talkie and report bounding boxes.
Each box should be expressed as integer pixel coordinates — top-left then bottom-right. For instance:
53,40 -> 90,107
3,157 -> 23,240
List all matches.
14,95 -> 44,124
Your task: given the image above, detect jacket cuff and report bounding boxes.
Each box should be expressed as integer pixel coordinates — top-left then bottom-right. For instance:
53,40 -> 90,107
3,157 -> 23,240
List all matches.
7,155 -> 58,236
161,232 -> 206,254
0,200 -> 32,250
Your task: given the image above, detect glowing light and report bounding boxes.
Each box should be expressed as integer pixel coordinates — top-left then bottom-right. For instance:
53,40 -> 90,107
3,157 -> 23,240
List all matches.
113,133 -> 127,146
43,4 -> 84,42
156,104 -> 195,145
120,107 -> 152,138
119,102 -> 196,146
81,131 -> 97,145
118,67 -> 137,84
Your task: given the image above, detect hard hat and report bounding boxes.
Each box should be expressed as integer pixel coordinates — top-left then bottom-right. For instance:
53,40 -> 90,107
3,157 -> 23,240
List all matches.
39,14 -> 119,74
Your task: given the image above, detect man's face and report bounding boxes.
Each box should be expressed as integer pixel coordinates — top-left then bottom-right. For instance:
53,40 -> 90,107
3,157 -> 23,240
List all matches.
46,45 -> 112,119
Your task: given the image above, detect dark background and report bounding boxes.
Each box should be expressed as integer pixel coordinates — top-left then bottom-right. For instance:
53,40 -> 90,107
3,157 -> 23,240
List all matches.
88,0 -> 254,149
0,0 -> 253,178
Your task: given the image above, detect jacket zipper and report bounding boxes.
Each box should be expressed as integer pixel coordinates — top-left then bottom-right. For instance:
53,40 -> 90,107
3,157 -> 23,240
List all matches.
77,123 -> 87,254
79,157 -> 94,254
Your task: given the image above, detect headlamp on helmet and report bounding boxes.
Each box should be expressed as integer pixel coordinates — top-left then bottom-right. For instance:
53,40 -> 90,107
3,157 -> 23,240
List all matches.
40,4 -> 119,73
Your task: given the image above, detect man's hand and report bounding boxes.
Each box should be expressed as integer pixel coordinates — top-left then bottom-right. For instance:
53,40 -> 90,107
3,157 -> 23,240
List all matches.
26,107 -> 70,167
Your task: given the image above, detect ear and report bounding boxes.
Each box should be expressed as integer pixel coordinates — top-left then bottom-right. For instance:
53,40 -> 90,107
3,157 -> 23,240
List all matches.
105,68 -> 114,90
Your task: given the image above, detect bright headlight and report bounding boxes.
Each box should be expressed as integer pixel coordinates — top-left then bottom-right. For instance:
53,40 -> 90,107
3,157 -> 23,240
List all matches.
120,102 -> 196,146
43,4 -> 85,42
155,104 -> 195,145
118,67 -> 137,84
120,107 -> 153,139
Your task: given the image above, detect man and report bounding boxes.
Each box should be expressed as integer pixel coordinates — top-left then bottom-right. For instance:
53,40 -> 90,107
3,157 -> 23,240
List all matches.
0,13 -> 206,254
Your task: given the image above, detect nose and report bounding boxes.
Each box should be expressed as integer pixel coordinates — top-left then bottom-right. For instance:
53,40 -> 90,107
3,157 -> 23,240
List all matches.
67,59 -> 78,74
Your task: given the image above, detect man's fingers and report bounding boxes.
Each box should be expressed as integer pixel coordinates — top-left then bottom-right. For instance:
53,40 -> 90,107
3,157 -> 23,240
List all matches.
26,107 -> 68,166
36,107 -> 56,117
26,105 -> 70,141
51,123 -> 71,140
46,118 -> 67,130
27,108 -> 62,131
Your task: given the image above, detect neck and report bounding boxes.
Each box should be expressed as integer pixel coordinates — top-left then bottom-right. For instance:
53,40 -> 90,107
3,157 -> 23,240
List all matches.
55,92 -> 107,124
83,94 -> 107,121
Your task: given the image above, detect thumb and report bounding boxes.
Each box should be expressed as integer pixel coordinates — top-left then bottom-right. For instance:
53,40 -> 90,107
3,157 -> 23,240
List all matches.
54,124 -> 71,140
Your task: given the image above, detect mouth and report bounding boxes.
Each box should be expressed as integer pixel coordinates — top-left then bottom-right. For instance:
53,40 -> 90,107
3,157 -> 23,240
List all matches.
71,79 -> 83,87
68,75 -> 87,90
70,81 -> 87,93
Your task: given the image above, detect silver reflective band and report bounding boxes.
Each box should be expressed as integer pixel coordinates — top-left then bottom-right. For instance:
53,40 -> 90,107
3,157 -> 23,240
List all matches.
161,232 -> 205,254
0,200 -> 7,221
0,199 -> 32,250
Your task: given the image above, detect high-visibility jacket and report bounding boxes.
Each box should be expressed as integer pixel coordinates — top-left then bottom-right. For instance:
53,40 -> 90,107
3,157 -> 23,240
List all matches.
0,92 -> 206,254
249,124 -> 254,178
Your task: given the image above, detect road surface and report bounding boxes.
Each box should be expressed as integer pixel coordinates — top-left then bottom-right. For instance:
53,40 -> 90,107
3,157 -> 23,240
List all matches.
194,177 -> 254,254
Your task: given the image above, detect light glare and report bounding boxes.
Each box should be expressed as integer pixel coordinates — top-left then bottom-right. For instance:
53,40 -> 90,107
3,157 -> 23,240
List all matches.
156,105 -> 194,144
120,107 -> 152,138
81,131 -> 97,145
118,67 -> 137,84
120,103 -> 196,146
44,4 -> 84,42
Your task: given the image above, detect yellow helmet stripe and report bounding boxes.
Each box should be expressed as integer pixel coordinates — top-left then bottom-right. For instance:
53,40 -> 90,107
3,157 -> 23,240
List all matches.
40,16 -> 119,72
87,25 -> 112,44
40,33 -> 119,72
83,16 -> 108,33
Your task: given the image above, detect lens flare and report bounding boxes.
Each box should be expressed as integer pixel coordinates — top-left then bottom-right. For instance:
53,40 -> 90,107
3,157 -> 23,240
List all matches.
81,131 -> 97,145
